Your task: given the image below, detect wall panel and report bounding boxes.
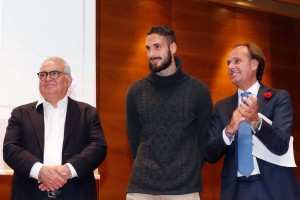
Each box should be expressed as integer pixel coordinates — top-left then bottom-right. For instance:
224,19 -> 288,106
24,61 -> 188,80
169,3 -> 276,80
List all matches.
97,1 -> 300,199
269,14 -> 300,178
0,1 -> 296,200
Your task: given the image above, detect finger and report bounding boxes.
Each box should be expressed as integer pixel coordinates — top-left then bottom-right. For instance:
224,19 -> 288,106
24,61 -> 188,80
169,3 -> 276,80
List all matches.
249,94 -> 257,102
52,176 -> 67,189
53,165 -> 70,180
40,170 -> 66,190
244,97 -> 253,106
249,95 -> 258,108
57,165 -> 68,177
239,104 -> 247,115
39,184 -> 49,191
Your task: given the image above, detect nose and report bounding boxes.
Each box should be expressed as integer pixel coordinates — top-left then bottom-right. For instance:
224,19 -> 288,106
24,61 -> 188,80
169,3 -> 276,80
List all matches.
45,73 -> 52,81
228,62 -> 235,70
147,48 -> 156,59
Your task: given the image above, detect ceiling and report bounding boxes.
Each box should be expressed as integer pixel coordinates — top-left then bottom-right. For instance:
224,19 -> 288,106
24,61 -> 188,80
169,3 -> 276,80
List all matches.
275,0 -> 300,6
208,0 -> 300,19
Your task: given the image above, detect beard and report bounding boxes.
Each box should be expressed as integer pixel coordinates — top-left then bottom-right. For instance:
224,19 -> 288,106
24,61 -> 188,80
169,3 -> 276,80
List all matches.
149,50 -> 172,73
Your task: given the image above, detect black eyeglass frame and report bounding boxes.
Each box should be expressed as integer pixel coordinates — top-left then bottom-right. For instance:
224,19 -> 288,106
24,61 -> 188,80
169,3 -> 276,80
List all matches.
37,70 -> 68,81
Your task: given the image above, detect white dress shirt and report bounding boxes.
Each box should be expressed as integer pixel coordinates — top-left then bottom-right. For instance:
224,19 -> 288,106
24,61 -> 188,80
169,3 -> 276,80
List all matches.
30,95 -> 77,179
222,81 -> 261,177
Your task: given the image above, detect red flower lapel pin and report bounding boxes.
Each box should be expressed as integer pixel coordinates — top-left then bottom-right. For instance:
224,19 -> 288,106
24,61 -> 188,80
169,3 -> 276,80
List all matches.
264,91 -> 272,99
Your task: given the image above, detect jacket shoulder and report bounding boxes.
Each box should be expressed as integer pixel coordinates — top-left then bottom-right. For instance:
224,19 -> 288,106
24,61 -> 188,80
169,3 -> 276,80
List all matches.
12,101 -> 38,111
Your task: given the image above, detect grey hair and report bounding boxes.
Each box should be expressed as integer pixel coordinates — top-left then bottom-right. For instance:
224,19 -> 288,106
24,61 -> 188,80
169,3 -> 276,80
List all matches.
43,56 -> 71,75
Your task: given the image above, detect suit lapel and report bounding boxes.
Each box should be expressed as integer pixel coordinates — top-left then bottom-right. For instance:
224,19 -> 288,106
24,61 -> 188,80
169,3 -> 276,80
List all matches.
28,103 -> 45,153
228,92 -> 239,116
63,97 -> 80,149
257,84 -> 271,114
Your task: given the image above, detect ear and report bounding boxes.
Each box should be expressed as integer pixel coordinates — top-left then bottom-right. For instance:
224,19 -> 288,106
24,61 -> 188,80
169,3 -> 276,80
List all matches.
67,75 -> 73,87
170,42 -> 177,54
251,59 -> 259,71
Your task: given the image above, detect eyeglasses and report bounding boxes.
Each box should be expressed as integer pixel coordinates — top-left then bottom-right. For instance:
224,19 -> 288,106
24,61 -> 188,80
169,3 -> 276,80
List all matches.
37,70 -> 68,81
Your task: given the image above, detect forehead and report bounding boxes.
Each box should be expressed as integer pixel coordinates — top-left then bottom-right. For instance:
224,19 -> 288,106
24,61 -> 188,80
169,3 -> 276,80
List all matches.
40,60 -> 64,71
228,46 -> 249,59
146,33 -> 168,46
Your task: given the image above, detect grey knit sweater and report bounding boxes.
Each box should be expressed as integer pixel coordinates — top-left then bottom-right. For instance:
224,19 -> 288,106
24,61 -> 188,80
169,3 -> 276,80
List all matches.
126,57 -> 212,195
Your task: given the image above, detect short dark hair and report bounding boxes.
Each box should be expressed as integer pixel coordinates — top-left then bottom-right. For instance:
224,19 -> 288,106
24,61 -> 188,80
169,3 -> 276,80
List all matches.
147,25 -> 176,44
233,42 -> 265,82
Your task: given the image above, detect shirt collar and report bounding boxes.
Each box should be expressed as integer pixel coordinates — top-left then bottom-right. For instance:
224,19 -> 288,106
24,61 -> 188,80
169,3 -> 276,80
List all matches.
238,81 -> 260,97
36,95 -> 68,109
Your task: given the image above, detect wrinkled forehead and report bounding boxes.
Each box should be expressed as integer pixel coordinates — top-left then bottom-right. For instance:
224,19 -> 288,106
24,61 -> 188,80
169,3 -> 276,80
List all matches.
40,60 -> 64,72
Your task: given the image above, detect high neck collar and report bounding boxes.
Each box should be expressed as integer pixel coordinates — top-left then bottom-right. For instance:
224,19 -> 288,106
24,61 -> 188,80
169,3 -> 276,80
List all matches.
147,56 -> 186,86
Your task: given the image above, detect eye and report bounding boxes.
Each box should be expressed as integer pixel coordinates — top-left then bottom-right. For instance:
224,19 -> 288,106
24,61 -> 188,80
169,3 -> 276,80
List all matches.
50,70 -> 59,76
234,58 -> 241,64
39,72 -> 47,78
154,44 -> 160,49
227,60 -> 231,66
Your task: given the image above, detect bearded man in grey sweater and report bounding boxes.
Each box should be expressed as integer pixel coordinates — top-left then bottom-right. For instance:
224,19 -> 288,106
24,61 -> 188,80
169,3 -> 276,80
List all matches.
125,25 -> 213,200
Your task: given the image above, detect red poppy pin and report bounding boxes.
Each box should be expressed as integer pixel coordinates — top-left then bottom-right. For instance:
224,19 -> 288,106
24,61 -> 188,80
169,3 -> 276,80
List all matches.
264,91 -> 272,99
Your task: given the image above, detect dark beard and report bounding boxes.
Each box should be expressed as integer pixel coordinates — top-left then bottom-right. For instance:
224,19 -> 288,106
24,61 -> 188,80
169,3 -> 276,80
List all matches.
149,51 -> 172,73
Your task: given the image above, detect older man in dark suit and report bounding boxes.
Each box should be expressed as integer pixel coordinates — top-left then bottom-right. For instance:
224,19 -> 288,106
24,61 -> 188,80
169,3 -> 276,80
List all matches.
205,42 -> 300,200
3,56 -> 107,200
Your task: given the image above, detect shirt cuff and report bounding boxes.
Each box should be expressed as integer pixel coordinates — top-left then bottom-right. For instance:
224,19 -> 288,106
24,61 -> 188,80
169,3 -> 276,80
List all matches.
29,162 -> 44,180
223,128 -> 235,145
252,115 -> 263,133
66,163 -> 78,178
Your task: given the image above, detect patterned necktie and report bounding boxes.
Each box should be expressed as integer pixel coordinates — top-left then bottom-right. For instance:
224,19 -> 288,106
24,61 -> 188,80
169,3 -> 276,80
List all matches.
238,91 -> 254,177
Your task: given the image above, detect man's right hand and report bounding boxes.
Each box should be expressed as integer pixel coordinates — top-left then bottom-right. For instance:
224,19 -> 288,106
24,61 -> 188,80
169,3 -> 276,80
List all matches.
228,108 -> 246,134
38,166 -> 67,191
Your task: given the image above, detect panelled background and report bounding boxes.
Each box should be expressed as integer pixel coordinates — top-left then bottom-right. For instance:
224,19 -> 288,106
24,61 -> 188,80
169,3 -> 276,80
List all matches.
1,0 -> 299,199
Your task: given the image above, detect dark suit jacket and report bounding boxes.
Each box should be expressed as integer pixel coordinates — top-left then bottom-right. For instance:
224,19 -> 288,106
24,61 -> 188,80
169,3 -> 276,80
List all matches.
205,84 -> 300,200
3,97 -> 107,200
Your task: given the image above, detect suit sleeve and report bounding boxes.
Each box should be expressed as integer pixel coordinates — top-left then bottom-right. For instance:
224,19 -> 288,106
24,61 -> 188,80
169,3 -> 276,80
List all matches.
3,107 -> 41,178
66,105 -> 107,179
255,89 -> 292,155
204,102 -> 230,163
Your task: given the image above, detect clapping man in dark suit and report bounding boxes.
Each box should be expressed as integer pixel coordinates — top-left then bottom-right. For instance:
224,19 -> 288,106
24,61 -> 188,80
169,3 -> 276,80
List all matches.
3,56 -> 107,200
205,42 -> 300,200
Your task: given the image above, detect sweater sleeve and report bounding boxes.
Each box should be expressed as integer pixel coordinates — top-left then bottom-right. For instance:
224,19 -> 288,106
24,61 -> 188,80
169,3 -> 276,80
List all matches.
194,80 -> 213,167
126,81 -> 142,159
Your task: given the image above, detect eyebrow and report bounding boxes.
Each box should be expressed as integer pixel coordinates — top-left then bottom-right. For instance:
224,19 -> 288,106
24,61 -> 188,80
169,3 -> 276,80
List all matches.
226,57 -> 238,65
145,43 -> 161,48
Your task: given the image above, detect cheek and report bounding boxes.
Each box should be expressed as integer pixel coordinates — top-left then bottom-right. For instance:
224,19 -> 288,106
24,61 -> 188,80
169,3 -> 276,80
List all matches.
40,82 -> 47,89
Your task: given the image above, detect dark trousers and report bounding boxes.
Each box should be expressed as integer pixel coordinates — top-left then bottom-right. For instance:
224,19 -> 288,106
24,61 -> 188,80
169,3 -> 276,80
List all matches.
234,175 -> 272,200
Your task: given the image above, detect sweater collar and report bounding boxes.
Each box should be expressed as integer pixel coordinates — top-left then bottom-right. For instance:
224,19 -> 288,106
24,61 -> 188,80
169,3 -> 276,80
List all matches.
147,56 -> 186,85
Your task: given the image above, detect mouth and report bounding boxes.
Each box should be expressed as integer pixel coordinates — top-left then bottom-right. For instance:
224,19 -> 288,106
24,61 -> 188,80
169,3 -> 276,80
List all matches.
150,57 -> 161,64
231,72 -> 238,77
44,81 -> 56,87
229,69 -> 240,77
